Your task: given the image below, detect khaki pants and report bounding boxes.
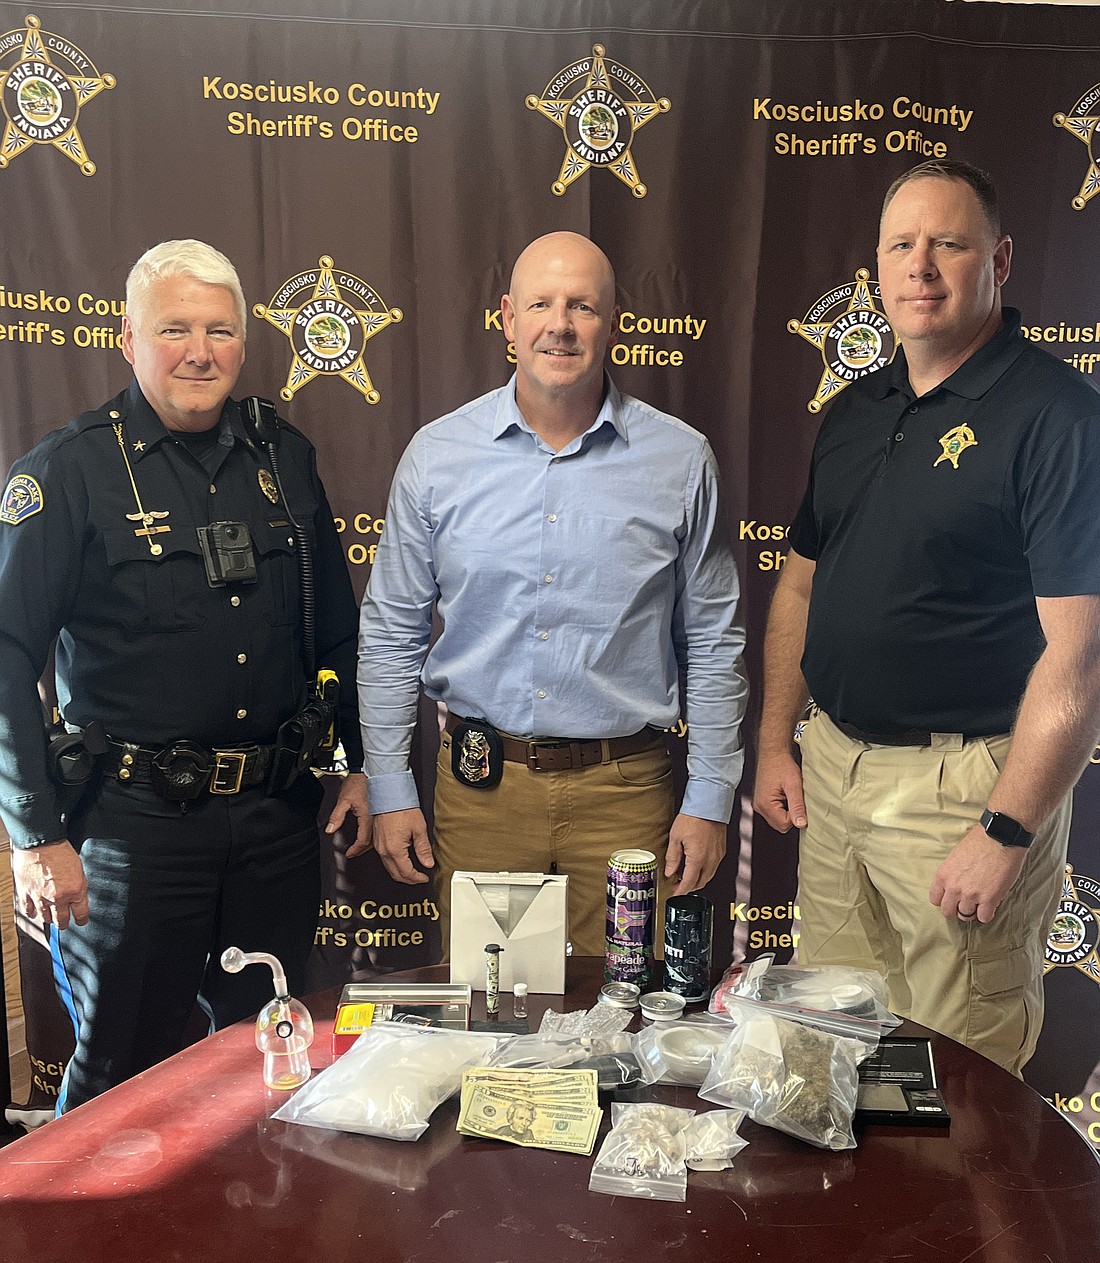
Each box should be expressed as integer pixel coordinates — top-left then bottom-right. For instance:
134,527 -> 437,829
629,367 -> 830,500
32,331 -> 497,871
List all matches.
433,731 -> 676,958
797,709 -> 1069,1075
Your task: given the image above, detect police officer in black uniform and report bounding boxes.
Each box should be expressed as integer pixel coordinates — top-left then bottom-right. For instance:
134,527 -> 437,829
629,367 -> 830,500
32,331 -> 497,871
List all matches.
0,240 -> 371,1112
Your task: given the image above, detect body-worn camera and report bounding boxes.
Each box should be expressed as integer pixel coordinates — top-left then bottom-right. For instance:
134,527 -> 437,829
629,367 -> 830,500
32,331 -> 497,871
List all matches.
197,521 -> 258,587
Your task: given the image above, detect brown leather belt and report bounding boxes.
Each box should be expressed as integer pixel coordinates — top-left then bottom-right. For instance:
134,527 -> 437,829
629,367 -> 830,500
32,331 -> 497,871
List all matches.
445,713 -> 662,773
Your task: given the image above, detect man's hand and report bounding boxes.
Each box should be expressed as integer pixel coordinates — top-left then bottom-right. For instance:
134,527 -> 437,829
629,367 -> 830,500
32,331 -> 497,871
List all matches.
372,808 -> 434,884
753,749 -> 808,833
11,840 -> 89,929
928,823 -> 1028,924
324,772 -> 373,858
666,814 -> 726,895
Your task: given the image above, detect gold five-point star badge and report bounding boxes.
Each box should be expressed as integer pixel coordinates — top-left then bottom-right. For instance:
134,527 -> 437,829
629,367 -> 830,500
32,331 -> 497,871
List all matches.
0,14 -> 114,175
254,257 -> 402,405
1054,84 -> 1100,212
1043,865 -> 1100,984
788,270 -> 898,413
526,44 -> 670,198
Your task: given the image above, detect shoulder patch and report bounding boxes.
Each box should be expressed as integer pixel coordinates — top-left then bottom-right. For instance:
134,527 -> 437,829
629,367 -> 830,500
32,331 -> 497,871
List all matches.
1,474 -> 44,525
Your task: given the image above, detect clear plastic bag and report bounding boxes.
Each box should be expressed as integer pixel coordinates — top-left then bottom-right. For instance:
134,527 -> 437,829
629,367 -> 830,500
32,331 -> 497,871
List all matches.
710,953 -> 900,1037
272,1022 -> 504,1141
539,1005 -> 633,1039
589,1103 -> 696,1202
684,1109 -> 748,1170
487,1014 -> 636,1075
708,954 -> 772,1012
699,1001 -> 873,1150
652,1017 -> 731,1085
485,1032 -> 596,1070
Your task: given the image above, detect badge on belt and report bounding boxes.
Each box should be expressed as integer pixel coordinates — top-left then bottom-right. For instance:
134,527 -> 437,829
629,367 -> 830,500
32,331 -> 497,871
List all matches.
451,718 -> 504,790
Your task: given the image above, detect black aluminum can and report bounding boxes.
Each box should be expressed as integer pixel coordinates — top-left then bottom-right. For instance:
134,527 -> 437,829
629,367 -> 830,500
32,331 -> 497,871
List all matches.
662,894 -> 713,1002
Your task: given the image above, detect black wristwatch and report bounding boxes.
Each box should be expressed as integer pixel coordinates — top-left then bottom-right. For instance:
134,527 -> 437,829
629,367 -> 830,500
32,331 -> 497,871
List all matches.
980,809 -> 1034,849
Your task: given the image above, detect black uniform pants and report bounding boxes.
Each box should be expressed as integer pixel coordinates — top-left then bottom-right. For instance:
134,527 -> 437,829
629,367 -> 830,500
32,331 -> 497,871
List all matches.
51,771 -> 323,1113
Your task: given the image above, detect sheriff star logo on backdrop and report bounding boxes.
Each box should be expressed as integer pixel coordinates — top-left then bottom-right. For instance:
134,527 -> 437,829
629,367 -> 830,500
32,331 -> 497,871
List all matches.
788,270 -> 898,412
1044,866 -> 1100,985
526,43 -> 670,198
0,13 -> 114,175
254,257 -> 402,404
1053,84 -> 1100,211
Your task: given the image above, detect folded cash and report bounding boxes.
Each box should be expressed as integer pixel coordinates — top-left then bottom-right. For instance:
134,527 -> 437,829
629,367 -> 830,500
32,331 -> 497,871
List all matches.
457,1067 -> 602,1154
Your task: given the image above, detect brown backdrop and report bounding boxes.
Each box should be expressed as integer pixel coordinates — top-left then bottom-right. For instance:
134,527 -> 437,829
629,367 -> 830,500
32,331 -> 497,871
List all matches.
2,0 -> 1100,1144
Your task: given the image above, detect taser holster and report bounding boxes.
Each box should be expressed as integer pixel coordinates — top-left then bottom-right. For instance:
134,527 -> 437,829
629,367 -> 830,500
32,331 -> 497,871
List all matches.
266,672 -> 340,795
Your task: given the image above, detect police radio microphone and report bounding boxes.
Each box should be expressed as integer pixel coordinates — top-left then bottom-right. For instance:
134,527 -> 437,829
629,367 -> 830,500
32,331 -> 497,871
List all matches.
238,396 -> 317,675
240,395 -> 281,448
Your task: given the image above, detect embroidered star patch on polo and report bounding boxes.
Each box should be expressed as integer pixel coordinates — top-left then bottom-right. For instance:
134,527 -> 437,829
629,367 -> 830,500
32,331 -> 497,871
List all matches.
933,424 -> 977,470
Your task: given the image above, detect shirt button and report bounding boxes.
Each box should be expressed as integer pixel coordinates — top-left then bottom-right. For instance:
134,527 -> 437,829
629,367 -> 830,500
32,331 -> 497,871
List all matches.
537,689 -> 547,699
210,484 -> 217,494
544,574 -> 554,584
909,405 -> 918,414
547,514 -> 557,523
236,709 -> 247,719
540,631 -> 549,641
237,653 -> 247,664
895,433 -> 904,442
230,596 -> 241,607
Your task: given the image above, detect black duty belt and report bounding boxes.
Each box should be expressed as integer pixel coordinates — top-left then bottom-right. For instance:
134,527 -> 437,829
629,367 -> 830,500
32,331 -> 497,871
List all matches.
444,713 -> 662,773
101,738 -> 276,795
830,717 -> 966,748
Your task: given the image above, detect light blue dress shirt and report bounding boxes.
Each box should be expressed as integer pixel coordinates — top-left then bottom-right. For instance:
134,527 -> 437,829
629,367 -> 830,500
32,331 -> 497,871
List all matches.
358,375 -> 747,822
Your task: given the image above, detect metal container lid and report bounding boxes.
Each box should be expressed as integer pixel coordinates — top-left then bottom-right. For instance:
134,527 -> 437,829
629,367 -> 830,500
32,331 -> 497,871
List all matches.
609,849 -> 657,871
598,982 -> 642,1009
640,991 -> 687,1022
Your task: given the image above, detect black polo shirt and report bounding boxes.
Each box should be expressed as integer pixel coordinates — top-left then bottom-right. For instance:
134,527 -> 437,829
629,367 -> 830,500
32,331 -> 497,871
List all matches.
789,309 -> 1100,736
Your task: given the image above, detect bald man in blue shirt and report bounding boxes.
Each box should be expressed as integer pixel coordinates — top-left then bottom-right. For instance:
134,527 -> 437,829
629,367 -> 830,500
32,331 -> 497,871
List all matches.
358,232 -> 747,955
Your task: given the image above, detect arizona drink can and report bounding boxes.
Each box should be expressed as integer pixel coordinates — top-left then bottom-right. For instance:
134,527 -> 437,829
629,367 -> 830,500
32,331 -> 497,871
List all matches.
663,894 -> 713,1003
605,849 -> 657,988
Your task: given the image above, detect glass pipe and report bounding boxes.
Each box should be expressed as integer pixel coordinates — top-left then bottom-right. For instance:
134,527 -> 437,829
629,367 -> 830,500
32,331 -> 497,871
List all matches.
221,946 -> 315,1090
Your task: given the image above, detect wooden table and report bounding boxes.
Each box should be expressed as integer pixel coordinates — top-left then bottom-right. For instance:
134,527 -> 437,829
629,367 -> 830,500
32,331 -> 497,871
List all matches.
0,958 -> 1096,1262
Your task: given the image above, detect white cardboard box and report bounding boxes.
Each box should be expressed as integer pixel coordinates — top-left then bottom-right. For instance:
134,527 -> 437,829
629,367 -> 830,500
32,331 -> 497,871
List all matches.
449,870 -> 568,995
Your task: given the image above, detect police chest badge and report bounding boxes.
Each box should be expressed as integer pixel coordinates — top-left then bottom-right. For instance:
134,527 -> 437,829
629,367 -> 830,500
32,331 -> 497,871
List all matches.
258,469 -> 279,504
934,424 -> 977,469
451,718 -> 504,790
1,474 -> 43,525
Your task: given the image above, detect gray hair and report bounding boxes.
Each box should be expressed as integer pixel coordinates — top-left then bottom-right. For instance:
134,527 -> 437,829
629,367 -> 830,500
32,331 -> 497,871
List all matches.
125,239 -> 247,337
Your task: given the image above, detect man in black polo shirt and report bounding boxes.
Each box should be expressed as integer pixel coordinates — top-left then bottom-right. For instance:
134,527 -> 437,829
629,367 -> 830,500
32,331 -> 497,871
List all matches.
754,160 -> 1100,1074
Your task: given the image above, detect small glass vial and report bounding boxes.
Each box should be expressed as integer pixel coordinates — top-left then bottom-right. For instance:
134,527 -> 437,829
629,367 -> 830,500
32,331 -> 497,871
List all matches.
513,982 -> 528,1019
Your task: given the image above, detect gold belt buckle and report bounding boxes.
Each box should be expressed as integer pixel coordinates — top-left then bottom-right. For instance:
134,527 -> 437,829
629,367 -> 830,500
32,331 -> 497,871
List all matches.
210,749 -> 247,794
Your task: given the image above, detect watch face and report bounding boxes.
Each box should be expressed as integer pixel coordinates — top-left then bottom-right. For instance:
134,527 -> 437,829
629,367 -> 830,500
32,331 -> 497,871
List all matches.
982,810 -> 1031,848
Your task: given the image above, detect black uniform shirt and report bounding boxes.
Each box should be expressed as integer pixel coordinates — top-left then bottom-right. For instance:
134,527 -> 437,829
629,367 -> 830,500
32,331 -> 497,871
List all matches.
0,381 -> 362,848
789,310 -> 1100,736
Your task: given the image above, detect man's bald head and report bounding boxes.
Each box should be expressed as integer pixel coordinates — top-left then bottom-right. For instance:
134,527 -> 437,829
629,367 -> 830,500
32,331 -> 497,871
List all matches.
508,232 -> 617,311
